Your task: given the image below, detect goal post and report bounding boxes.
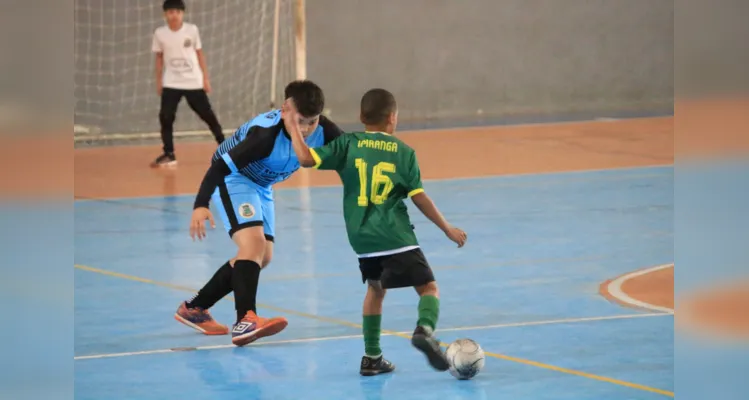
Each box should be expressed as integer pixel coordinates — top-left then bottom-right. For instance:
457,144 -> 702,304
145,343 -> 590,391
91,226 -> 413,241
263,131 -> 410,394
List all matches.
269,0 -> 282,109
74,0 -> 298,146
293,0 -> 307,81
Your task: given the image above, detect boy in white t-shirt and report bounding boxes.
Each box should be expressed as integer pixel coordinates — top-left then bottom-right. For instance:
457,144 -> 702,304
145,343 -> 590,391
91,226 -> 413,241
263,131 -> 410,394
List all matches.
151,0 -> 225,167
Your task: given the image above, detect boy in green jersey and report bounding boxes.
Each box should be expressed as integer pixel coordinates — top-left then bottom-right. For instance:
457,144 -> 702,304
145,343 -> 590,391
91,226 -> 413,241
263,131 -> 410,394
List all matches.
284,88 -> 468,376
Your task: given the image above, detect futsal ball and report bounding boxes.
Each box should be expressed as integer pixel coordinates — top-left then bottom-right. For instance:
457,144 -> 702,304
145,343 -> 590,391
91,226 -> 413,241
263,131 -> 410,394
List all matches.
445,338 -> 485,380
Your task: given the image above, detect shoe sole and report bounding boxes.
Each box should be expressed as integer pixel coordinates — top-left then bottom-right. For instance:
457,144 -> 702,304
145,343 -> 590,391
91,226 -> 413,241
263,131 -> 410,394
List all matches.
360,367 -> 395,377
174,314 -> 228,335
232,319 -> 288,347
411,335 -> 450,371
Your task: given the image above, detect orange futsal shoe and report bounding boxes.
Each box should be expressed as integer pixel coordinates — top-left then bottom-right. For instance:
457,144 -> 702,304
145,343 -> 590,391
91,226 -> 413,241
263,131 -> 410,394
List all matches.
174,302 -> 229,335
231,311 -> 288,347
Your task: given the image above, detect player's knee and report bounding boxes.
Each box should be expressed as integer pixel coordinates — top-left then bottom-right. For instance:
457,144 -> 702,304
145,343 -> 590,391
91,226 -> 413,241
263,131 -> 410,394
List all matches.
367,280 -> 386,299
232,227 -> 266,265
235,249 -> 262,265
261,253 -> 272,268
415,280 -> 439,298
261,240 -> 273,268
159,112 -> 175,125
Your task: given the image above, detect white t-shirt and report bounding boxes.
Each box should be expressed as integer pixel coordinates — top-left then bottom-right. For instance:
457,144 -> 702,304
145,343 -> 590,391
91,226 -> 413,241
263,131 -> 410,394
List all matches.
152,23 -> 204,90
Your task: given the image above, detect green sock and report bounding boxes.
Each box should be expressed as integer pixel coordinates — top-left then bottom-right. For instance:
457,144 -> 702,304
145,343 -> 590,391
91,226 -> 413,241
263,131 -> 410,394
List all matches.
417,295 -> 440,331
362,314 -> 382,357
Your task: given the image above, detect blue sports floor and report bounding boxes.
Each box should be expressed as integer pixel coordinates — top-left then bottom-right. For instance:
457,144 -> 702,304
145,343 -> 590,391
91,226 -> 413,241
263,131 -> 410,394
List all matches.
74,165 -> 674,399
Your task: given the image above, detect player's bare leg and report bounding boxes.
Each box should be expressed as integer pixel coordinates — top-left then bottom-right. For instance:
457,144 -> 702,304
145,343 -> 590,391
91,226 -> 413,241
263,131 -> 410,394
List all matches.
230,227 -> 287,346
411,281 -> 449,371
360,280 -> 395,376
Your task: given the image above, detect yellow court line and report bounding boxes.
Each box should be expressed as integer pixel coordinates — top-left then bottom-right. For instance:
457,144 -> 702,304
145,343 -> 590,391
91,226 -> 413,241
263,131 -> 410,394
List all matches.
74,264 -> 361,330
74,264 -> 674,397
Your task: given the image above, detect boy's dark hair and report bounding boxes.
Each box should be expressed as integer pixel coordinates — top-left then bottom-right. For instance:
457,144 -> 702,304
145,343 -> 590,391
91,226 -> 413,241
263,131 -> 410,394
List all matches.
163,0 -> 186,11
360,88 -> 397,125
284,80 -> 325,118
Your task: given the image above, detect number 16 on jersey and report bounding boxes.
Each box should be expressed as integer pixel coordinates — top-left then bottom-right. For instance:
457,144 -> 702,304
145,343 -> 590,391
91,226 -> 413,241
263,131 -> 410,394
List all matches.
355,158 -> 396,207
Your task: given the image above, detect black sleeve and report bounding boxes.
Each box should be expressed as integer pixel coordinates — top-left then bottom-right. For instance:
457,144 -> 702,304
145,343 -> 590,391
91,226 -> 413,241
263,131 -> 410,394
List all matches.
318,115 -> 345,144
223,125 -> 278,171
192,125 -> 278,209
193,159 -> 231,209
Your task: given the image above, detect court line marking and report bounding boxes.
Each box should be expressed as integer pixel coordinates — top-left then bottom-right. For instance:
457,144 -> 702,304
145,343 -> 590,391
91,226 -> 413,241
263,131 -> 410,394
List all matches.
75,264 -> 674,397
73,164 -> 673,202
75,312 -> 670,361
74,264 -> 363,330
606,264 -> 675,314
74,334 -> 363,360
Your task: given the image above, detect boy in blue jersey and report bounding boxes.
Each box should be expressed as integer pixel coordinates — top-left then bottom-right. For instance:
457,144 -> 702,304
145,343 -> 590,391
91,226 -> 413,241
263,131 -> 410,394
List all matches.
173,80 -> 344,346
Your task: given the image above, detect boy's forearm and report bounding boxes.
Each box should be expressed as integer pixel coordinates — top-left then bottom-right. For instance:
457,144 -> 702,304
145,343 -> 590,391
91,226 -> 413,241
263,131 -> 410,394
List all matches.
196,50 -> 209,77
155,55 -> 163,82
411,192 -> 450,232
287,124 -> 316,167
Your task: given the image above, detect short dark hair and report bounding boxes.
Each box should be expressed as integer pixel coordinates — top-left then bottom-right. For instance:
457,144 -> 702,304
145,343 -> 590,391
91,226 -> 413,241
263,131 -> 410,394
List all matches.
163,0 -> 185,11
360,88 -> 397,125
284,80 -> 325,118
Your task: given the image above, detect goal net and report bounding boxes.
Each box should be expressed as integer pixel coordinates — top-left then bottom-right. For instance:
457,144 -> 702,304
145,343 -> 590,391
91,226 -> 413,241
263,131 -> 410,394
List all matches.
74,0 -> 296,145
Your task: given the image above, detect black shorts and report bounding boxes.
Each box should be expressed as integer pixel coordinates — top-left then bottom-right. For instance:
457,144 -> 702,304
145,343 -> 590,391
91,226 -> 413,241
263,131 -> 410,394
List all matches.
359,248 -> 435,289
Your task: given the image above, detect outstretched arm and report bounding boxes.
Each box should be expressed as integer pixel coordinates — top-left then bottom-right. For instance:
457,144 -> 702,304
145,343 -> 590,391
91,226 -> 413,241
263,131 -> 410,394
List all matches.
410,192 -> 451,233
405,148 -> 467,248
293,139 -> 317,168
285,101 -> 347,170
411,192 -> 468,248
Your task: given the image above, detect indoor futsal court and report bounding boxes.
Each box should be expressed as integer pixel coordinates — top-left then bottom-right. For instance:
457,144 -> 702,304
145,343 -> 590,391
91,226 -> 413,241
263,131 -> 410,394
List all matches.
74,116 -> 675,399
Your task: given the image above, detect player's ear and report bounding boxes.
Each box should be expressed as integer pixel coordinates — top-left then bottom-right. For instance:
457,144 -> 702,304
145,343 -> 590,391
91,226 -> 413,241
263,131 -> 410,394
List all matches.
359,112 -> 366,125
388,111 -> 398,126
281,98 -> 292,114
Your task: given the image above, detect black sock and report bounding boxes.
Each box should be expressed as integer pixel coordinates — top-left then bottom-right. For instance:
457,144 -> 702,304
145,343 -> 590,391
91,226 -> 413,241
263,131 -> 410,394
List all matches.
186,261 -> 232,309
232,260 -> 261,323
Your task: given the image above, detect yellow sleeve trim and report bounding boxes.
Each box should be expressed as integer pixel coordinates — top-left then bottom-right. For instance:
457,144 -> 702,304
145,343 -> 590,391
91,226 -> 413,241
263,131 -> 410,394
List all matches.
408,188 -> 425,198
309,148 -> 323,169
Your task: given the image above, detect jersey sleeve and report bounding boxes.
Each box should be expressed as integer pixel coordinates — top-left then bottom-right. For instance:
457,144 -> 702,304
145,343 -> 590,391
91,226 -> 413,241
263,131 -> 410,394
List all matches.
193,157 -> 232,209
309,135 -> 349,171
193,25 -> 203,50
404,150 -> 424,198
221,126 -> 276,172
151,31 -> 162,53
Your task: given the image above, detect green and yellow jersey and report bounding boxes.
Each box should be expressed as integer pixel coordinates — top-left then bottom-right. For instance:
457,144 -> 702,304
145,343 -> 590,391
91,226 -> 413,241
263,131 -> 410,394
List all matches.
310,131 -> 424,257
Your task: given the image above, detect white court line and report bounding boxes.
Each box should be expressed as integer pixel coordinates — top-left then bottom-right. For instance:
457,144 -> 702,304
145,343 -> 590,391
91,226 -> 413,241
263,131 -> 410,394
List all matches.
74,312 -> 671,361
73,334 -> 363,360
606,264 -> 675,314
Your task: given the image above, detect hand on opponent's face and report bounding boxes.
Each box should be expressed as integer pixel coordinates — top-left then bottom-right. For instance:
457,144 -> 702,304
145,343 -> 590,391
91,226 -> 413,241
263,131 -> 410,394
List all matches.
282,98 -> 320,138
